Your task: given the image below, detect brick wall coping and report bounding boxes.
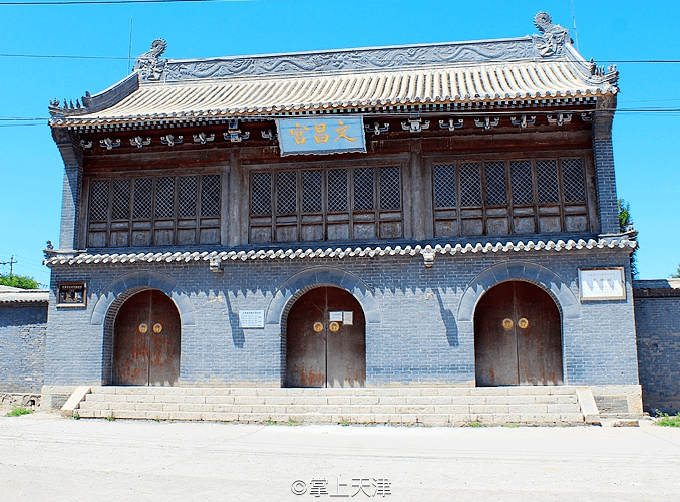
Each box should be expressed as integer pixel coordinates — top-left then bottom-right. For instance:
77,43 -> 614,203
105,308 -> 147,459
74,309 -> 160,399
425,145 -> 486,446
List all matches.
44,237 -> 636,267
633,279 -> 680,297
0,286 -> 49,304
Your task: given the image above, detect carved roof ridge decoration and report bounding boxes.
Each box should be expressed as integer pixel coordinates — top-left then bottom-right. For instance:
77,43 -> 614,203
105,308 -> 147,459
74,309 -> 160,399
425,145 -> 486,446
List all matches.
48,12 -> 620,126
43,237 -> 637,267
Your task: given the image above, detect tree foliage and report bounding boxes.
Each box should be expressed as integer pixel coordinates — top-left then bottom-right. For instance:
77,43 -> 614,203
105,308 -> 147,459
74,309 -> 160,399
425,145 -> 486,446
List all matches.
617,199 -> 639,279
671,264 -> 680,279
618,199 -> 632,232
0,274 -> 39,289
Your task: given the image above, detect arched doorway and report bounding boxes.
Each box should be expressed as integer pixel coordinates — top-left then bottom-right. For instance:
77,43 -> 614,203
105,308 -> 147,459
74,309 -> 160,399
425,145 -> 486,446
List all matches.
474,281 -> 563,386
112,289 -> 181,386
285,286 -> 366,388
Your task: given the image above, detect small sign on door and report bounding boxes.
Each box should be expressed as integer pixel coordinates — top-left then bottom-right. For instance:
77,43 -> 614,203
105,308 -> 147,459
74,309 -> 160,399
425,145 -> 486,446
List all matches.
329,311 -> 343,322
343,311 -> 353,325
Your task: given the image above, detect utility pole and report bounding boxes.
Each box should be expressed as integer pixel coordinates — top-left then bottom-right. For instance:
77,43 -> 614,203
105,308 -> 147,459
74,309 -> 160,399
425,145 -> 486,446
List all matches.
0,256 -> 17,276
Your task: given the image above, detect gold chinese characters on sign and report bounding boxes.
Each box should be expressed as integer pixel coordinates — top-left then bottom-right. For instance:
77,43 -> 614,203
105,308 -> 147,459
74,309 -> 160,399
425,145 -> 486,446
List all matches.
277,117 -> 366,156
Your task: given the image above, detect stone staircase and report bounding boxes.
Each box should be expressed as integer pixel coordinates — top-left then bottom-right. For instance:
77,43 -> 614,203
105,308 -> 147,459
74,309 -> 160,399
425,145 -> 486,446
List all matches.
64,386 -> 597,426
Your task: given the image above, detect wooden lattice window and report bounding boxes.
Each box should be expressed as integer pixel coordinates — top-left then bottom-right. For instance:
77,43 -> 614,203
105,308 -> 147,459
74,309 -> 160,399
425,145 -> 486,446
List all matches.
433,156 -> 590,238
86,174 -> 221,248
249,166 -> 402,244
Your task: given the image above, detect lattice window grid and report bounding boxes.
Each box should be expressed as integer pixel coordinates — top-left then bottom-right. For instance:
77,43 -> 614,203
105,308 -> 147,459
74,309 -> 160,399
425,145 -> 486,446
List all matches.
132,178 -> 152,219
89,180 -> 109,222
327,169 -> 348,212
251,172 -> 272,215
302,171 -> 322,213
484,162 -> 507,206
562,158 -> 586,203
155,177 -> 176,219
110,179 -> 130,221
379,167 -> 401,210
353,168 -> 374,211
200,175 -> 221,217
178,176 -> 198,218
459,163 -> 482,207
537,160 -> 560,204
433,164 -> 456,209
511,161 -> 534,205
276,171 -> 298,215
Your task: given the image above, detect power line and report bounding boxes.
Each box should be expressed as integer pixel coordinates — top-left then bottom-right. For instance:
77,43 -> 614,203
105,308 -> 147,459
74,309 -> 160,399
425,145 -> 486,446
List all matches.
0,53 -> 127,60
0,256 -> 18,276
2,52 -> 680,64
0,0 -> 272,5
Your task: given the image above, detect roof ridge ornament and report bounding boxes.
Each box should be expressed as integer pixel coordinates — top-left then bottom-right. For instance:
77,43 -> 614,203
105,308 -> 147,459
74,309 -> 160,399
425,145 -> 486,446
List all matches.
532,12 -> 570,57
133,39 -> 167,81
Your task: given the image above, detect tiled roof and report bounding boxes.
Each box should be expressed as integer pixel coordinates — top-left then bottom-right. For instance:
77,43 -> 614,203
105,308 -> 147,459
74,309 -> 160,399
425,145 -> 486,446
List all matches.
44,237 -> 637,267
0,285 -> 49,303
49,13 -> 618,128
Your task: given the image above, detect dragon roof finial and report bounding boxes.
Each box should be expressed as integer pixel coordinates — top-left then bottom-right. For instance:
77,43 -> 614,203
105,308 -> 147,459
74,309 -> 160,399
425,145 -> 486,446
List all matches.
133,39 -> 168,81
532,12 -> 570,57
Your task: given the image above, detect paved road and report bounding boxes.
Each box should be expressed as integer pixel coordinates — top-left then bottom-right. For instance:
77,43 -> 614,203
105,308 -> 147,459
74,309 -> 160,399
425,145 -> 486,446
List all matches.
1,413 -> 679,502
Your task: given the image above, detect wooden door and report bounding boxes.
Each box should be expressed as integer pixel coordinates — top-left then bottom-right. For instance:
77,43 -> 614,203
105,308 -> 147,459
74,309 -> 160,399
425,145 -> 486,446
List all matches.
474,281 -> 562,386
113,289 -> 181,386
286,287 -> 365,388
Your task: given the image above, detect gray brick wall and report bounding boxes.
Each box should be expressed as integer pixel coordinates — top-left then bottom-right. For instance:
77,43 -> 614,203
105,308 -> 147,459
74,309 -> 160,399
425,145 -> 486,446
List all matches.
593,137 -> 619,235
0,303 -> 47,393
44,248 -> 639,389
634,280 -> 680,414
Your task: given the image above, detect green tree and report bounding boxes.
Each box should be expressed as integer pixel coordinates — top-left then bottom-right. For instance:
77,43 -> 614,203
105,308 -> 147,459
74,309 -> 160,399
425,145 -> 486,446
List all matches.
618,199 -> 639,279
671,264 -> 680,279
618,199 -> 632,232
0,274 -> 39,289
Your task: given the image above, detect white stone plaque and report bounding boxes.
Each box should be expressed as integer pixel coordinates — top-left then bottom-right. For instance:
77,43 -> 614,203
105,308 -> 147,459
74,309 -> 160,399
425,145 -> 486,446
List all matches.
343,311 -> 353,325
329,311 -> 343,322
239,310 -> 265,328
578,268 -> 626,300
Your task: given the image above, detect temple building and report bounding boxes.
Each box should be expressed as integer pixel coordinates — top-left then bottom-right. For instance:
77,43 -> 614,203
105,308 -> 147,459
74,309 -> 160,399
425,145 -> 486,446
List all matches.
40,13 -> 645,422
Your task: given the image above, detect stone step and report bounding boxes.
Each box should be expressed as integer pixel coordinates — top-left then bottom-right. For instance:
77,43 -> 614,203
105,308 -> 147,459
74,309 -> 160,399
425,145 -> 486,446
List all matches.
83,391 -> 577,405
88,386 -> 578,397
78,401 -> 581,414
73,386 -> 587,426
74,409 -> 584,426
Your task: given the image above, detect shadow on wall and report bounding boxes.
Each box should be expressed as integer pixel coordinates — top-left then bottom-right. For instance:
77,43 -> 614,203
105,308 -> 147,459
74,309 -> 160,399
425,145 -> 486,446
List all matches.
435,289 -> 458,347
224,293 -> 245,348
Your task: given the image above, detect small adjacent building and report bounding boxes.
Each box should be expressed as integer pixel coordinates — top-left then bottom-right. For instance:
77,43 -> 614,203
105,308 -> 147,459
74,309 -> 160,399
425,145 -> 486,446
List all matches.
0,285 -> 48,395
42,13 -> 642,414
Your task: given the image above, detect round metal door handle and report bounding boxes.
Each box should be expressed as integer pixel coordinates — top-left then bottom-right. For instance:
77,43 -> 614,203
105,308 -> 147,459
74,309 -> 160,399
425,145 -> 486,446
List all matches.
502,318 -> 514,330
329,321 -> 340,332
313,322 -> 324,332
518,318 -> 529,329
138,323 -> 148,333
152,323 -> 163,333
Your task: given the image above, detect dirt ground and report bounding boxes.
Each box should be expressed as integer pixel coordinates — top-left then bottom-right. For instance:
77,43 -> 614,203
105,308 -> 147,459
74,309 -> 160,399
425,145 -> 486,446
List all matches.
1,411 -> 679,502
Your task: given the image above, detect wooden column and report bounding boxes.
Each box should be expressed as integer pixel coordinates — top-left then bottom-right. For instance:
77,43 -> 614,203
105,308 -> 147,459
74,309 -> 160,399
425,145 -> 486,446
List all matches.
227,149 -> 247,247
220,161 -> 231,246
409,139 -> 430,241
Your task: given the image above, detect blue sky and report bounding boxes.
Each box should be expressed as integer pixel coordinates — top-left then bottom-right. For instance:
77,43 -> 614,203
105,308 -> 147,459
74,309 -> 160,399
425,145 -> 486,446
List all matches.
1,0 -> 678,286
